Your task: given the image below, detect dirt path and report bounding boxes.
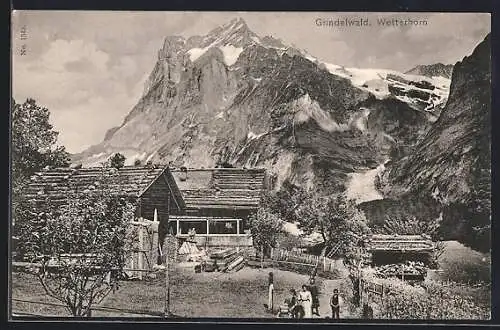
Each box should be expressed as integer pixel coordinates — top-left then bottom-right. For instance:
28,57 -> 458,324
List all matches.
314,279 -> 352,319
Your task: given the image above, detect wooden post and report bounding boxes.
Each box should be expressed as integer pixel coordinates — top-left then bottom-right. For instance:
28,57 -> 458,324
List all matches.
358,260 -> 363,307
381,284 -> 384,310
164,196 -> 171,318
205,219 -> 209,250
400,252 -> 404,282
129,250 -> 134,278
138,225 -> 144,280
164,238 -> 169,318
261,245 -> 264,269
167,244 -> 170,315
236,219 -> 240,235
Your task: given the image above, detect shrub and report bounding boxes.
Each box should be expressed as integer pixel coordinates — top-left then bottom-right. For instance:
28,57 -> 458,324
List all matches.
248,208 -> 282,256
440,257 -> 491,285
275,233 -> 303,251
378,281 -> 490,320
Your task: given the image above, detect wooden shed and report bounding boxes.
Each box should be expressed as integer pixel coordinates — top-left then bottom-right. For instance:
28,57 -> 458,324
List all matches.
169,168 -> 267,247
363,234 -> 435,266
23,165 -> 186,271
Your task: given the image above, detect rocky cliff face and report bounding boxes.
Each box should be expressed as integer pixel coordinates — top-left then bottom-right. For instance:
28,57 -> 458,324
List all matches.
377,34 -> 491,251
73,18 -> 450,196
405,63 -> 454,79
381,34 -> 490,205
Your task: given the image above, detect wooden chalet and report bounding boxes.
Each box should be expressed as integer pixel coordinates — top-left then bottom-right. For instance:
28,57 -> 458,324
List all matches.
169,167 -> 267,247
23,166 -> 186,254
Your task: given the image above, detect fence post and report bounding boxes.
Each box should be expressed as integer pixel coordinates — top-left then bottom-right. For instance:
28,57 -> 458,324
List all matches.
261,245 -> 264,269
129,249 -> 134,278
138,225 -> 144,280
381,284 -> 384,313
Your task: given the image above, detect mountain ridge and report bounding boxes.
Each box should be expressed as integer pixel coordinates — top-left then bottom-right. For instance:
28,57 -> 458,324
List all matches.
73,18 -> 451,197
374,33 -> 491,251
405,63 -> 454,79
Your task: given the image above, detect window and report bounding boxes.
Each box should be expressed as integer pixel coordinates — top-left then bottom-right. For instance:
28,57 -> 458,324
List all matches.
178,221 -> 207,235
209,220 -> 238,234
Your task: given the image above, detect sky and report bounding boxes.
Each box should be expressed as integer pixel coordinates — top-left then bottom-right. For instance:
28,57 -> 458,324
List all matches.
11,11 -> 491,153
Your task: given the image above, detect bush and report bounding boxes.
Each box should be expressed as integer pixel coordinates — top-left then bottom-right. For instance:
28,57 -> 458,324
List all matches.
378,281 -> 490,320
275,233 -> 303,251
248,208 -> 282,256
440,257 -> 491,285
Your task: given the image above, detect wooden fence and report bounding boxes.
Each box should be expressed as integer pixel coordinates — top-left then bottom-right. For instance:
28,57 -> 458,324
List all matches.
270,248 -> 339,273
359,277 -> 408,311
245,247 -> 341,277
361,278 -> 385,296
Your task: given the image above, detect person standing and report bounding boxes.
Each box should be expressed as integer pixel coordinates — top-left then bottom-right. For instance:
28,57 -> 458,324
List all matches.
330,289 -> 340,319
298,284 -> 313,318
309,277 -> 320,316
268,272 -> 274,312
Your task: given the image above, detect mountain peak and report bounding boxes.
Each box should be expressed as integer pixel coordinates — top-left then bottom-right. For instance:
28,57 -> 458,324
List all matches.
405,63 -> 454,79
202,17 -> 256,46
224,17 -> 249,31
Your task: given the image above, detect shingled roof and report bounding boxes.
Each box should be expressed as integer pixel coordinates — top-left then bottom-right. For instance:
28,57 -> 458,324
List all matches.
170,168 -> 266,210
363,234 -> 435,252
23,166 -> 185,208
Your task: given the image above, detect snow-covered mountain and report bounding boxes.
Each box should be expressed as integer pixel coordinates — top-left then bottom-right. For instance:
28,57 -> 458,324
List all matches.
73,17 -> 451,197
305,58 -> 450,115
371,34 -> 491,252
381,34 -> 491,207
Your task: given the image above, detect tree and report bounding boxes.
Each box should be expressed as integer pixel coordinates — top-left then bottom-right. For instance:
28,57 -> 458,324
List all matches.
260,179 -> 307,223
109,153 -> 126,169
296,193 -> 370,255
16,170 -> 137,317
133,159 -> 142,166
11,99 -> 70,220
439,168 -> 491,254
248,208 -> 282,257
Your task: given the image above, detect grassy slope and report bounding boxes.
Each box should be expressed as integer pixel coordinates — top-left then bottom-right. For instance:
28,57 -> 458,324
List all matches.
436,241 -> 491,283
11,265 -> 352,318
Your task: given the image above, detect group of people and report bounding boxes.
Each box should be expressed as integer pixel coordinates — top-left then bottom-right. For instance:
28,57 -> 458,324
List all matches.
269,272 -> 341,319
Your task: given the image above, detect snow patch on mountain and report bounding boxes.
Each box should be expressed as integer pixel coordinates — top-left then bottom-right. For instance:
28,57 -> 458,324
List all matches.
247,130 -> 266,141
293,94 -> 348,132
346,162 -> 387,204
126,152 -> 148,165
353,108 -> 371,131
88,152 -> 106,159
302,55 -> 451,109
218,45 -> 244,66
187,47 -> 210,62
